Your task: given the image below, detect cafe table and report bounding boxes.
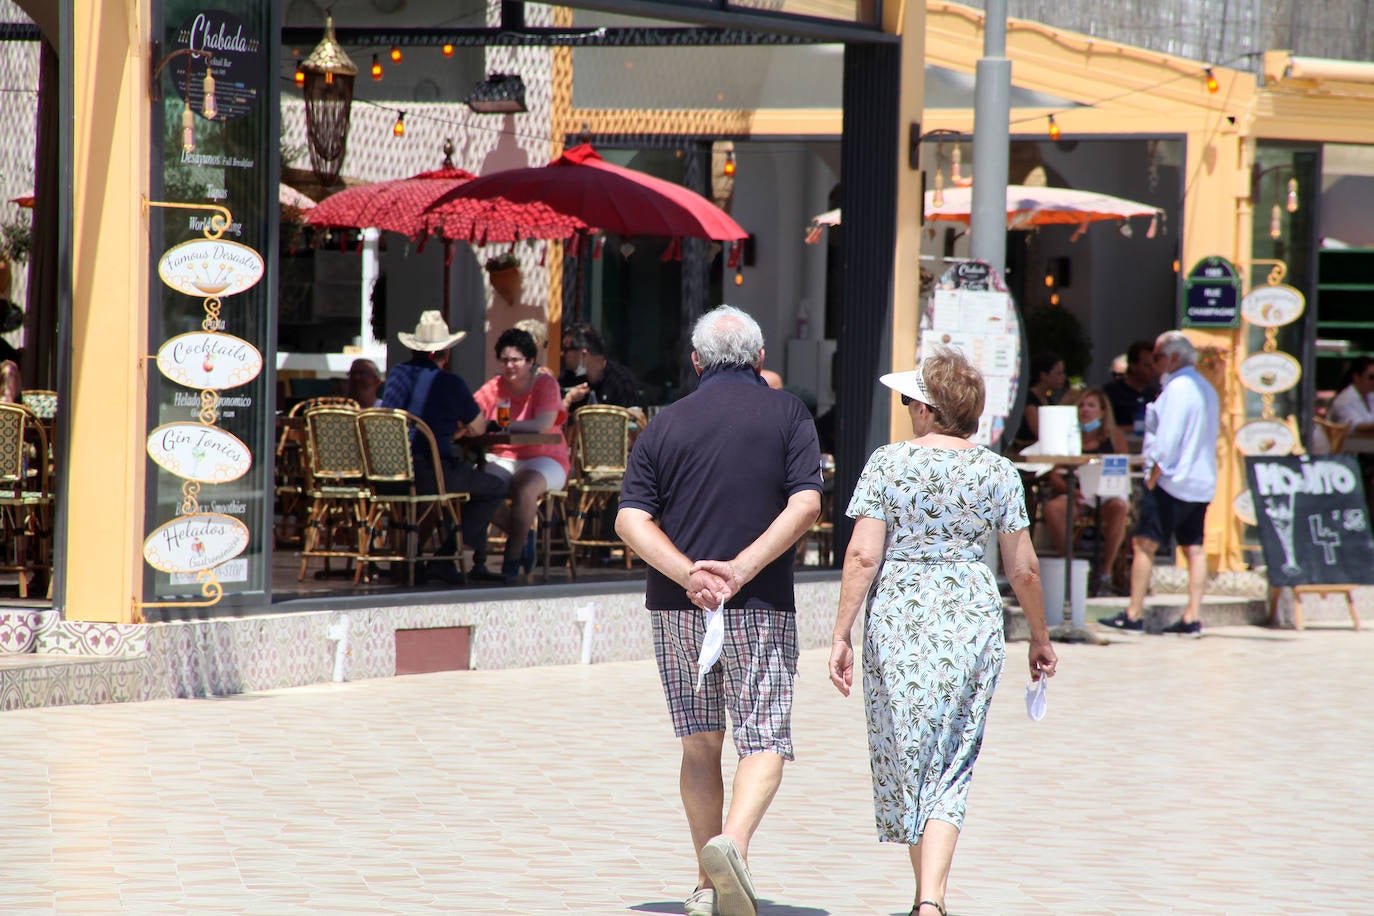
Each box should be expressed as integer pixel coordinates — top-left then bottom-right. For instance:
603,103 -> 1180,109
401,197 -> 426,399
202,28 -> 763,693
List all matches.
461,429 -> 564,448
1013,453 -> 1144,643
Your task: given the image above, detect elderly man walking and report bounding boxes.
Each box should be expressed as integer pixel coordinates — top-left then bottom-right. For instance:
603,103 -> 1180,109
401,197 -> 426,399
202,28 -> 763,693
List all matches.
616,306 -> 822,916
1099,330 -> 1219,637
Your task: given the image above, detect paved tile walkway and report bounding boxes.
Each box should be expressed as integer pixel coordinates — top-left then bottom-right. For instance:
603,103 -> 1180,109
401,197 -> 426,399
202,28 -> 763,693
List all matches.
3,623 -> 1372,914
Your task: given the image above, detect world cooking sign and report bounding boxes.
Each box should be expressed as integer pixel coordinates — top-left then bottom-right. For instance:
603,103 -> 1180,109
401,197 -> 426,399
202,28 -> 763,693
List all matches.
145,236 -> 265,576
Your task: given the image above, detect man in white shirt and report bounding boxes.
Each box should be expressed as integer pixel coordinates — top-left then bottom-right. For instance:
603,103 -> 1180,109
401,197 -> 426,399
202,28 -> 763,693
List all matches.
1327,357 -> 1374,433
1099,331 -> 1219,637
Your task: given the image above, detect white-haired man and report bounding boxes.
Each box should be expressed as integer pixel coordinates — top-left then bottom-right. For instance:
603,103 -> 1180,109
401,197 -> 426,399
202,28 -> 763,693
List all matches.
617,305 -> 822,916
1099,330 -> 1219,636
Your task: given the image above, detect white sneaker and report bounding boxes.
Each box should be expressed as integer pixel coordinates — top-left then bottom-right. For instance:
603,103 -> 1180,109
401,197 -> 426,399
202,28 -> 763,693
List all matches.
701,835 -> 757,916
684,886 -> 716,916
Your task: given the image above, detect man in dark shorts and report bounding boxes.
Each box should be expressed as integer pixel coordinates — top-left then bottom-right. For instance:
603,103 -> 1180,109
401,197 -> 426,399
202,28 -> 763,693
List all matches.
1100,330 -> 1219,636
616,305 -> 822,916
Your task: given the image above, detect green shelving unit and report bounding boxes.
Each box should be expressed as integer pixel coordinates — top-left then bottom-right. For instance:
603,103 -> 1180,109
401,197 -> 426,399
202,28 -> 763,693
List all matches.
1316,248 -> 1374,392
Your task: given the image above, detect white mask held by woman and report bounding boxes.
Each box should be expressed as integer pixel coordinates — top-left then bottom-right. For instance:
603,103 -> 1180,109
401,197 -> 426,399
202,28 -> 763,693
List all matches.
1024,677 -> 1048,721
695,601 -> 725,693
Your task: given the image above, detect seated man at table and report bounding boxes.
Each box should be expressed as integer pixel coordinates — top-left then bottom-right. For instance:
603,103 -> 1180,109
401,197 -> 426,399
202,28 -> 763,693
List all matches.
347,358 -> 383,408
559,323 -> 640,412
1102,340 -> 1160,437
382,311 -> 508,583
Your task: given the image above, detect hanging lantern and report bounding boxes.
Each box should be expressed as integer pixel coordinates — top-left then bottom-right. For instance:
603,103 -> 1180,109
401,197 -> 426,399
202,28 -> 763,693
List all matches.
1286,177 -> 1299,213
300,14 -> 358,186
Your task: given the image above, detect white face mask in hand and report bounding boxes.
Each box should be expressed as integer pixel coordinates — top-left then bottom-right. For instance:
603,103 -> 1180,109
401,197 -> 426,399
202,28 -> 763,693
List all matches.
695,602 -> 725,693
1025,677 -> 1048,721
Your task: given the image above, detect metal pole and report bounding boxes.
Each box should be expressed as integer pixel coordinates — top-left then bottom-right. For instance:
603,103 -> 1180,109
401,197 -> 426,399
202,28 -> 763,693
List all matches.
970,0 -> 1010,274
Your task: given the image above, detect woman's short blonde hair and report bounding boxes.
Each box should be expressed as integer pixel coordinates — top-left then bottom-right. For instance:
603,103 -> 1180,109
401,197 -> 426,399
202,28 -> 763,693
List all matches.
922,346 -> 984,437
1063,386 -> 1119,439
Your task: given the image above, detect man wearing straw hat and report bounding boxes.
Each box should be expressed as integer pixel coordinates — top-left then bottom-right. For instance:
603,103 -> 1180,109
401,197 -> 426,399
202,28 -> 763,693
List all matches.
382,311 -> 508,583
617,305 -> 822,916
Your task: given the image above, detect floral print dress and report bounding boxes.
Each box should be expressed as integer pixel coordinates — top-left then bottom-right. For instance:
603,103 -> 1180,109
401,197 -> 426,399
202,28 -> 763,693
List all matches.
846,443 -> 1028,843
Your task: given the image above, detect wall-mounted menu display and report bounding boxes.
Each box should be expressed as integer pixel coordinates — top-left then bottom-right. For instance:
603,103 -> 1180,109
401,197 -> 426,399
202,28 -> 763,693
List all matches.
919,260 -> 1022,448
144,0 -> 277,609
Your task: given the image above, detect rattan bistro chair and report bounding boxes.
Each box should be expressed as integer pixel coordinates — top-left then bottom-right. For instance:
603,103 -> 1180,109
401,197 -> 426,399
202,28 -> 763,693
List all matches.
355,408 -> 468,586
0,402 -> 53,597
564,405 -> 636,575
298,404 -> 369,580
274,397 -> 359,547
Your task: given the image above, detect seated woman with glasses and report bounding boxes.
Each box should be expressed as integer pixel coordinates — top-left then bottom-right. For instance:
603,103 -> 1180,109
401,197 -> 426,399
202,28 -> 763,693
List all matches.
474,328 -> 571,584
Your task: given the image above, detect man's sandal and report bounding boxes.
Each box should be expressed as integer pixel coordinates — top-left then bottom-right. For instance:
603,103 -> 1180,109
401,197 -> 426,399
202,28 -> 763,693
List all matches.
910,901 -> 946,916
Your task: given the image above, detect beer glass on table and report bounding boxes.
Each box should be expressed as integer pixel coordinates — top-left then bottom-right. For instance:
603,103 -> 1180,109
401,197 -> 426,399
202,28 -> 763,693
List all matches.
496,398 -> 511,429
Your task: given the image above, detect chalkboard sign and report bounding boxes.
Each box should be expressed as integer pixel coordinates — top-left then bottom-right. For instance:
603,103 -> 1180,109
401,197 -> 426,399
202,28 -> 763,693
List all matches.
1244,454 -> 1374,587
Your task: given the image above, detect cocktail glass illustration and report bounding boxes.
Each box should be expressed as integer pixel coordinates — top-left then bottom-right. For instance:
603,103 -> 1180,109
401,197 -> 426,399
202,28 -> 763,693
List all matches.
1265,496 -> 1302,575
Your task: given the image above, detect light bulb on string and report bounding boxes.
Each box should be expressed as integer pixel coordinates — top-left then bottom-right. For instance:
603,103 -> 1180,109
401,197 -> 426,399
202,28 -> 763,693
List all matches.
371,54 -> 383,81
1270,204 -> 1282,240
932,166 -> 945,209
181,102 -> 195,153
1047,115 -> 1061,141
1205,68 -> 1219,94
1286,178 -> 1299,213
202,71 -> 217,119
393,111 -> 406,138
442,43 -> 454,57
723,151 -> 736,177
950,144 -> 962,184
390,45 -> 402,63
734,270 -> 744,286
1050,292 -> 1061,306
294,62 -> 305,87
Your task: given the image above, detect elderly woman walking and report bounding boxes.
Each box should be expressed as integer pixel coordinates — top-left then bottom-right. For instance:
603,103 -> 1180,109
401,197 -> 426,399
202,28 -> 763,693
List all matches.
829,347 -> 1058,916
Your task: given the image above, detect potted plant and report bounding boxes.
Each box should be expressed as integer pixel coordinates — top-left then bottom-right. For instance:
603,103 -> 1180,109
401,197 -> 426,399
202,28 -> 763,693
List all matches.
484,251 -> 522,304
0,212 -> 31,297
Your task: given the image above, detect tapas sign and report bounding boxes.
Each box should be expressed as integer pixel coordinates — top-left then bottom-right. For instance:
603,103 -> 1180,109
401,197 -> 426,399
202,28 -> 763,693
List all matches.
1240,284 -> 1305,328
1238,351 -> 1302,395
146,422 -> 252,483
156,331 -> 263,390
143,513 -> 251,574
157,238 -> 265,298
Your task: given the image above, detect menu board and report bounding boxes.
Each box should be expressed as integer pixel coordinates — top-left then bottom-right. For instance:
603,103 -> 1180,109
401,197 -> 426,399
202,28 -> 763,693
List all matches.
1244,455 -> 1374,587
918,261 -> 1022,446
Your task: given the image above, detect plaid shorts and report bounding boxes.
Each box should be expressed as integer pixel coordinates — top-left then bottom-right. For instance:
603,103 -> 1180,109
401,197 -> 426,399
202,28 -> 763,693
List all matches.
651,607 -> 798,760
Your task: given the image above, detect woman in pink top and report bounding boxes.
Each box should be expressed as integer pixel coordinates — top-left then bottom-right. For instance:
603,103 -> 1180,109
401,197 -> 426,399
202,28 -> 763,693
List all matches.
474,327 -> 571,582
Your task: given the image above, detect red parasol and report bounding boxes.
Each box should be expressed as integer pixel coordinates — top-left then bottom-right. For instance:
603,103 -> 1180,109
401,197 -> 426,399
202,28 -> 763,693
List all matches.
423,144 -> 747,243
305,161 -> 587,322
305,165 -> 477,240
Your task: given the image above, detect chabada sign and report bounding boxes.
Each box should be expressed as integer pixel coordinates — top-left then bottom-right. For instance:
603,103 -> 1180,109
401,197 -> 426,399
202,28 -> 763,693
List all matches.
158,238 -> 265,297
157,331 -> 263,390
147,422 -> 252,483
144,513 -> 250,573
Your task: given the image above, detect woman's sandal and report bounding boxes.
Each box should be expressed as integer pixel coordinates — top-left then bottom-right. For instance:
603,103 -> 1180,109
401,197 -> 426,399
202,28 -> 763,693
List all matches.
909,901 -> 946,916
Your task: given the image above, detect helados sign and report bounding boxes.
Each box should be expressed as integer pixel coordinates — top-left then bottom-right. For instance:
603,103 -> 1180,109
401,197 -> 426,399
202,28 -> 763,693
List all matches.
143,513 -> 250,574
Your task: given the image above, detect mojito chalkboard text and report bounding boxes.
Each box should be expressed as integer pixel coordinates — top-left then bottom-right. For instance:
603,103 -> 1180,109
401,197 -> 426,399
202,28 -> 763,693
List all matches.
1244,454 -> 1374,587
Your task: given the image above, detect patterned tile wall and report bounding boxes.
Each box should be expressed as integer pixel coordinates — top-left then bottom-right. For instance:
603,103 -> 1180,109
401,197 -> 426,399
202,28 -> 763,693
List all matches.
0,579 -> 845,710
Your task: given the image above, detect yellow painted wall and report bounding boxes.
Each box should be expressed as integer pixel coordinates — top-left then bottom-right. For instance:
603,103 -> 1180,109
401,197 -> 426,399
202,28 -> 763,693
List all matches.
888,1 -> 926,442
70,0 -> 148,621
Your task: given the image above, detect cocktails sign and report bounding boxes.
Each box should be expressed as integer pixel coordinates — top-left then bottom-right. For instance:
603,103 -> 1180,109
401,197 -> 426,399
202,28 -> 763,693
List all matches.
146,421 -> 252,483
143,513 -> 251,574
157,238 -> 265,298
156,331 -> 263,390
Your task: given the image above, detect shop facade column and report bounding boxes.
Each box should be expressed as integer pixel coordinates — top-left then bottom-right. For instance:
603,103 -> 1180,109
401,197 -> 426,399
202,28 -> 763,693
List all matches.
887,0 -> 925,443
66,0 -> 149,622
